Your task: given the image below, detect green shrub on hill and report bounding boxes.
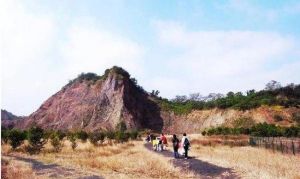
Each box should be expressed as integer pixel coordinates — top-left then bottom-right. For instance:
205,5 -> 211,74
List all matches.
67,133 -> 77,150
8,129 -> 26,150
89,132 -> 106,146
157,83 -> 300,114
75,130 -> 89,142
115,131 -> 129,143
128,130 -> 139,140
1,128 -> 10,144
203,122 -> 299,137
26,126 -> 47,154
50,132 -> 63,152
106,131 -> 116,141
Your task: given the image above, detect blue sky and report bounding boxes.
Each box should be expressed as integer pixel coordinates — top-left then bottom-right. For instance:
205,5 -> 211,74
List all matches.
1,0 -> 300,115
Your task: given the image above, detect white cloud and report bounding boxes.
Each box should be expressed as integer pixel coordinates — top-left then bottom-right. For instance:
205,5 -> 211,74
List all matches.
1,0 -> 57,115
152,21 -> 300,97
60,24 -> 144,78
1,0 -> 144,115
145,77 -> 188,98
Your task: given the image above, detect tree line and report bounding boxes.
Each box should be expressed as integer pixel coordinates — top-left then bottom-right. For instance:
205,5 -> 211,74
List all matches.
154,81 -> 300,114
202,122 -> 300,137
1,124 -> 140,154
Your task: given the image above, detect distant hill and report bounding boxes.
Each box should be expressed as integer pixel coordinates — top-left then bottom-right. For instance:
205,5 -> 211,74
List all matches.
1,109 -> 25,128
3,66 -> 300,133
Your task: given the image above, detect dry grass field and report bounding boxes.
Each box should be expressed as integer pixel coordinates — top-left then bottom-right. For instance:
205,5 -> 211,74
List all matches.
2,140 -> 196,179
2,136 -> 300,179
190,139 -> 300,179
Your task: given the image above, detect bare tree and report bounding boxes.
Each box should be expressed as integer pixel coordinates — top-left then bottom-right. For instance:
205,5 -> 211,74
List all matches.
172,95 -> 188,103
189,93 -> 202,101
151,90 -> 160,97
265,80 -> 281,91
205,93 -> 224,101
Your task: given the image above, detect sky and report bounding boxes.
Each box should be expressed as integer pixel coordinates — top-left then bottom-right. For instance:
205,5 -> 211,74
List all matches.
1,0 -> 300,116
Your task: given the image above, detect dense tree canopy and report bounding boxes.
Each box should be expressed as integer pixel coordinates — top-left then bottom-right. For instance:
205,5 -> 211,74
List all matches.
156,82 -> 300,114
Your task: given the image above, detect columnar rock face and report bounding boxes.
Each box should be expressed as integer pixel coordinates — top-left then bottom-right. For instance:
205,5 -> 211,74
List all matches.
16,67 -> 163,131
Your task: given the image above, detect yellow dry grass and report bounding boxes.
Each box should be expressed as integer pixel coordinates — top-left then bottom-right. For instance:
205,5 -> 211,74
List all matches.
1,157 -> 38,179
2,140 -> 195,178
190,139 -> 300,179
2,136 -> 300,179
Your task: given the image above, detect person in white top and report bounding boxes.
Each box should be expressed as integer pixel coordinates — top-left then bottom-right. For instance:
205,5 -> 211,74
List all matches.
181,133 -> 190,159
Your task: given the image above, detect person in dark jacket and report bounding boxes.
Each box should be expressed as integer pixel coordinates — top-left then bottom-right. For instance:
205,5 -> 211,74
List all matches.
172,134 -> 180,158
181,133 -> 190,159
145,133 -> 151,142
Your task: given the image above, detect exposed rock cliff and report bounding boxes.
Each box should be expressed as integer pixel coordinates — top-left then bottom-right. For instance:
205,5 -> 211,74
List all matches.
161,106 -> 300,133
16,67 -> 163,131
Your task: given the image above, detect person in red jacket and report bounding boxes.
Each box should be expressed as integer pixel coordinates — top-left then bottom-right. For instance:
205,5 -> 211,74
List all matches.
161,133 -> 167,151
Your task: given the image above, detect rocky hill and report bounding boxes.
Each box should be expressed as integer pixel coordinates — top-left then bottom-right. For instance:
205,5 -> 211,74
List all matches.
14,67 -> 163,132
1,109 -> 25,128
2,66 -> 300,133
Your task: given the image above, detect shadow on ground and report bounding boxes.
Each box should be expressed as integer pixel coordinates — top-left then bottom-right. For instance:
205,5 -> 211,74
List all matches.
5,155 -> 103,179
144,143 -> 240,179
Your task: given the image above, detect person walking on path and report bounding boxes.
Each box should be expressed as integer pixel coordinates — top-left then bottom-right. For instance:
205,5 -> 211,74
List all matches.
161,133 -> 168,151
181,133 -> 190,159
172,134 -> 180,158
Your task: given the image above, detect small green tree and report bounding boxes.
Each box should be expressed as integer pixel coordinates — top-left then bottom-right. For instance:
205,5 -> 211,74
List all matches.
26,126 -> 47,154
50,132 -> 63,152
1,128 -> 10,144
106,131 -> 116,144
89,132 -> 105,146
116,121 -> 127,132
67,133 -> 77,150
8,129 -> 26,150
106,131 -> 115,140
284,126 -> 300,137
76,130 -> 88,142
56,130 -> 67,140
129,130 -> 139,140
115,131 -> 129,143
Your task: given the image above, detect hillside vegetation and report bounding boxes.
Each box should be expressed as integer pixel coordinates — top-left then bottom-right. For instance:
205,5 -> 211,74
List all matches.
156,81 -> 300,115
202,123 -> 300,137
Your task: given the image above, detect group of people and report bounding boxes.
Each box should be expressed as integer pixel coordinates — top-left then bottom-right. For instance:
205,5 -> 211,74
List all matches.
146,133 -> 191,159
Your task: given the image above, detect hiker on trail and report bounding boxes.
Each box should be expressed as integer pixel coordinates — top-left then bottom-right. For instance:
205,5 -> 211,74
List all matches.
152,137 -> 158,150
161,133 -> 168,151
146,133 -> 151,142
181,133 -> 190,159
172,134 -> 180,158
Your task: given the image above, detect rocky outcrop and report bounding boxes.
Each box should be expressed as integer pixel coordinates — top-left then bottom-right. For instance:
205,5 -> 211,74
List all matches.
161,106 -> 300,133
16,67 -> 163,131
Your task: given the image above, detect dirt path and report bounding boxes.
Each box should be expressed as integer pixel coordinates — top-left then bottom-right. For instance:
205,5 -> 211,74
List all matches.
3,155 -> 103,179
144,143 -> 239,179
